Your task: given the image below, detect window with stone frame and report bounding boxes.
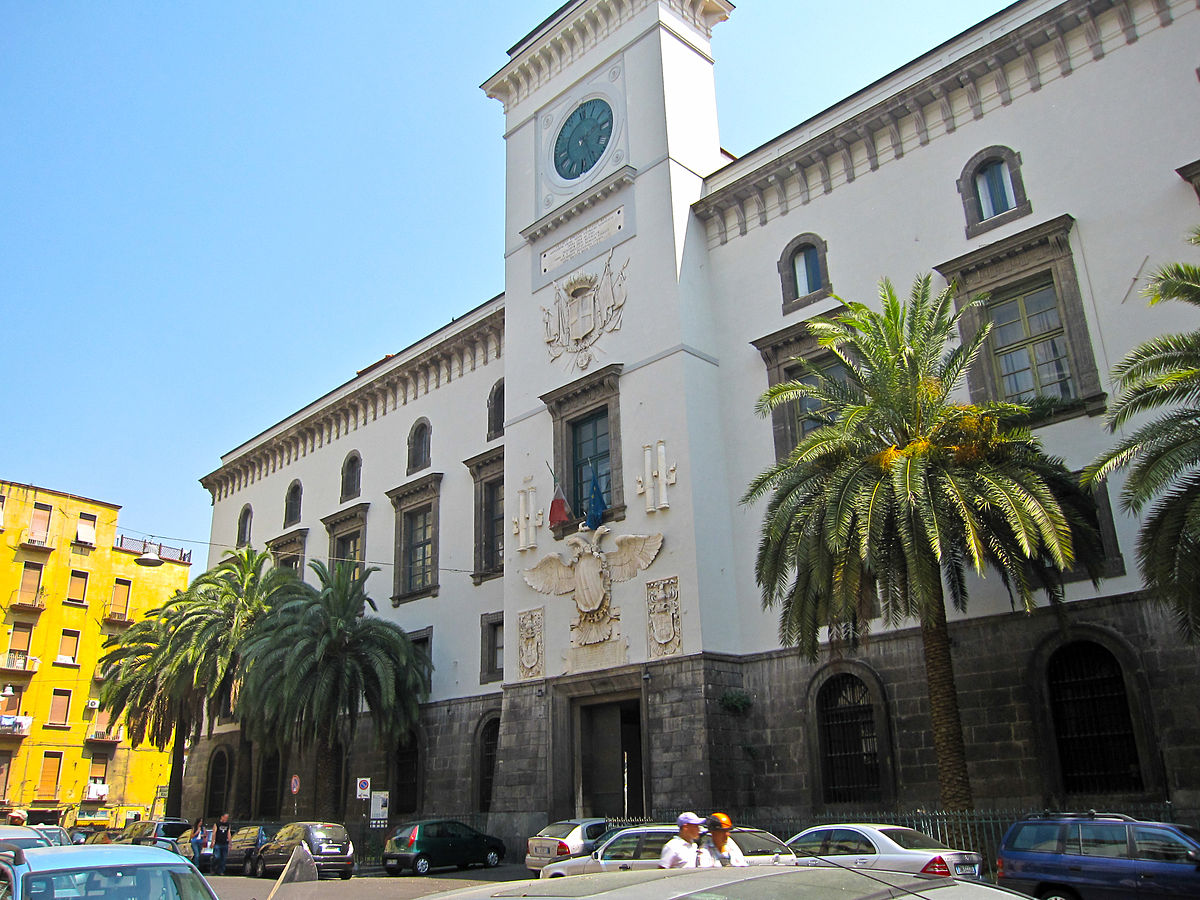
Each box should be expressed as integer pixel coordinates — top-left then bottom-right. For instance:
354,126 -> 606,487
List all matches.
805,663 -> 894,807
487,379 -> 505,441
934,215 -> 1105,423
778,232 -> 832,314
340,452 -> 362,502
321,503 -> 368,577
752,317 -> 848,461
387,474 -> 441,604
477,715 -> 500,812
283,480 -> 303,528
464,447 -> 503,584
479,612 -> 503,684
540,364 -> 625,539
267,527 -> 308,575
1177,158 -> 1200,203
408,419 -> 432,475
408,626 -> 432,693
236,505 -> 253,548
1059,475 -> 1125,583
393,732 -> 421,815
956,145 -> 1032,239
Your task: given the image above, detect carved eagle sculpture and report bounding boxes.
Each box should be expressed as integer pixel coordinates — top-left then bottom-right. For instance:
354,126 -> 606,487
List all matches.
523,526 -> 663,644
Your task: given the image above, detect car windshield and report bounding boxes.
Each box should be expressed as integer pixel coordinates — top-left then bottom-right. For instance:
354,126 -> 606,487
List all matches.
24,864 -> 213,900
2,836 -> 50,849
160,823 -> 191,839
310,825 -> 347,842
730,830 -> 790,855
537,823 -> 581,839
879,828 -> 948,850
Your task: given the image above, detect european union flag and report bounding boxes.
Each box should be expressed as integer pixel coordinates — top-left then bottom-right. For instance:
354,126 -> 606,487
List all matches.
584,468 -> 607,529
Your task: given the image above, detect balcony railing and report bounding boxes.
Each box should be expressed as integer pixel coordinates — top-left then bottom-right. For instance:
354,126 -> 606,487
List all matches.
0,654 -> 40,674
94,664 -> 110,682
113,535 -> 192,565
0,716 -> 33,738
83,782 -> 110,802
102,602 -> 132,626
85,727 -> 121,746
9,588 -> 46,612
18,528 -> 54,551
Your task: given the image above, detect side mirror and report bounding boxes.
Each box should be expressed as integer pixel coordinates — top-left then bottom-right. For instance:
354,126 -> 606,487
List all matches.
592,851 -> 600,860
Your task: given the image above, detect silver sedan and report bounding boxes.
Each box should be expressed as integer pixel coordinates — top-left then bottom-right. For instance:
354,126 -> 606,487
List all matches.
787,823 -> 983,878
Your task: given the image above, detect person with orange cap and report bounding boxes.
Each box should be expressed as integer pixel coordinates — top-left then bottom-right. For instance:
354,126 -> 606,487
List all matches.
702,813 -> 748,866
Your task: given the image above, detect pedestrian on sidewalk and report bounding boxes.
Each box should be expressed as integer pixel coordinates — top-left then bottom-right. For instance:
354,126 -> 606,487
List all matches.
659,812 -> 716,868
212,813 -> 231,875
190,817 -> 206,867
701,813 -> 748,867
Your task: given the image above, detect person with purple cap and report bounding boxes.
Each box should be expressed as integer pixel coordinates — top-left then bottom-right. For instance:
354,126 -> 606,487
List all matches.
659,812 -> 717,868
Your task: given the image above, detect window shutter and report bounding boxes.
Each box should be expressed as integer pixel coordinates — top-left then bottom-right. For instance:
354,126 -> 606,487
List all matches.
50,690 -> 71,724
38,752 -> 62,797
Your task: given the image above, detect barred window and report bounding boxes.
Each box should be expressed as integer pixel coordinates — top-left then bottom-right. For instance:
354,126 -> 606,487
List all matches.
817,673 -> 881,804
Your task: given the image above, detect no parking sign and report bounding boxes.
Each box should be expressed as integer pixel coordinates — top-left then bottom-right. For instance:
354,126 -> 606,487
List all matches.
290,774 -> 300,795
356,777 -> 371,799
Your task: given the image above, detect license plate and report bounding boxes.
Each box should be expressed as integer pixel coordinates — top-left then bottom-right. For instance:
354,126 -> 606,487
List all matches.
321,846 -> 342,854
535,847 -> 551,856
955,864 -> 975,875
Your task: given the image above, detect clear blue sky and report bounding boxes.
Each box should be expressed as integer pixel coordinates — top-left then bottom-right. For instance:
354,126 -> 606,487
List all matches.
1,0 -> 1011,576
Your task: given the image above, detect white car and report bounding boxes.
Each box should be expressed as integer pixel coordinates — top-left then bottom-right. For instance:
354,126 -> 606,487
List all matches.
786,823 -> 982,878
540,825 -> 795,877
526,818 -> 609,872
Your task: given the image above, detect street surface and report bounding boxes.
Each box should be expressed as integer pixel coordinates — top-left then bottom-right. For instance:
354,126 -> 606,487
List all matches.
207,864 -> 529,900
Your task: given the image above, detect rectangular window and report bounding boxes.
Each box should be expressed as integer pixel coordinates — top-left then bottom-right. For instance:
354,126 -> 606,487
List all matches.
783,358 -> 849,442
0,495 -> 5,528
19,562 -> 43,604
571,409 -> 611,514
483,479 -> 504,573
0,750 -> 10,798
29,503 -> 51,543
333,529 -> 361,571
49,690 -> 71,725
67,570 -> 88,604
480,613 -> 503,684
57,630 -> 80,664
990,282 -> 1075,402
491,622 -> 504,671
409,627 -> 432,693
110,579 -> 131,617
404,507 -> 434,593
38,752 -> 62,799
75,512 -> 98,545
9,623 -> 32,657
93,708 -> 112,737
89,755 -> 108,783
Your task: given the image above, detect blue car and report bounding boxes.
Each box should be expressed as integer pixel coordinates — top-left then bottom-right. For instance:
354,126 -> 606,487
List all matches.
997,812 -> 1200,899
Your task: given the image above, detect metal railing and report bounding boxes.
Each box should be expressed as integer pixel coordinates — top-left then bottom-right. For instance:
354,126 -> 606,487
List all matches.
0,653 -> 39,672
9,588 -> 46,609
113,535 -> 192,564
0,716 -> 33,737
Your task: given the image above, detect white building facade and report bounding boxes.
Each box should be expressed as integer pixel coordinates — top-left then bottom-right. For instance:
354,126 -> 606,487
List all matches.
191,0 -> 1200,847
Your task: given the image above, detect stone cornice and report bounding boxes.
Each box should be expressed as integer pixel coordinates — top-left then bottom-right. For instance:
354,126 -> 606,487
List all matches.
386,473 -> 444,509
320,503 -> 369,531
520,166 -> 636,242
693,0 -> 1173,246
201,306 -> 504,503
538,362 -> 623,410
933,213 -> 1076,280
483,0 -> 733,112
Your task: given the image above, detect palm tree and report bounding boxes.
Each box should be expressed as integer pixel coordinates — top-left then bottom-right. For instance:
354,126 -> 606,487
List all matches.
238,561 -> 431,820
1086,227 -> 1200,637
100,605 -> 204,818
743,275 -> 1100,810
162,547 -> 304,815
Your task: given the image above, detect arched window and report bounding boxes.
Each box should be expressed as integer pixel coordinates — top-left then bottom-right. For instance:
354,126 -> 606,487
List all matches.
408,419 -> 431,474
777,233 -> 832,314
236,506 -> 253,548
487,380 -> 505,441
256,749 -> 282,819
394,735 -> 420,814
816,673 -> 882,804
340,452 -> 361,502
283,481 -> 302,528
478,716 -> 500,812
957,145 -> 1031,238
1047,641 -> 1143,794
205,747 -> 231,818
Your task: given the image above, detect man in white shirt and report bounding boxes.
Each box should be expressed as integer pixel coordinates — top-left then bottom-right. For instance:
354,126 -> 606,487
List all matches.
659,812 -> 716,868
702,813 -> 749,866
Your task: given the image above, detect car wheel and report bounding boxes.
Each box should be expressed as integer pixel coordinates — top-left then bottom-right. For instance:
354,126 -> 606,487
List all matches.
484,849 -> 501,868
340,869 -> 353,880
1038,890 -> 1079,900
242,855 -> 255,876
255,857 -> 267,879
413,854 -> 431,876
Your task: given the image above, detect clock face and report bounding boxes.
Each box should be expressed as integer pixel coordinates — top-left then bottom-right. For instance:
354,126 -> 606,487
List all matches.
553,98 -> 614,180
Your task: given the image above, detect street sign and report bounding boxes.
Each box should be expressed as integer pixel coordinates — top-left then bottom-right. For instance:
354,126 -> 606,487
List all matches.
155,785 -> 169,799
356,777 -> 371,800
290,774 -> 300,795
370,791 -> 389,821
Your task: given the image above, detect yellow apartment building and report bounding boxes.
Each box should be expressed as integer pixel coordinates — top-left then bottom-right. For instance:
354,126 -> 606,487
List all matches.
0,480 -> 191,829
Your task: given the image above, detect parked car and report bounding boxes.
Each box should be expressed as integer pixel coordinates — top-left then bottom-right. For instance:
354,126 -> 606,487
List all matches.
997,811 -> 1200,899
786,823 -> 983,878
254,821 -> 353,879
176,825 -> 212,871
0,827 -> 51,850
110,818 -> 190,852
0,843 -> 218,900
539,824 -> 795,877
527,818 -> 609,872
228,822 -> 282,875
426,866 -> 1025,900
29,826 -> 70,847
383,819 -> 506,875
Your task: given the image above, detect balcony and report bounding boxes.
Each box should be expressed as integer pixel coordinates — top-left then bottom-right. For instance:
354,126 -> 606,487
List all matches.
9,588 -> 46,613
83,782 -> 110,802
85,726 -> 122,748
113,535 -> 192,565
94,664 -> 110,683
0,654 -> 40,675
18,528 -> 54,552
0,715 -> 33,739
102,603 -> 132,627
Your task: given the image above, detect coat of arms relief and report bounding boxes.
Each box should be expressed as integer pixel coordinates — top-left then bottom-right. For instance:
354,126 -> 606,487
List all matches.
542,250 -> 628,371
523,526 -> 662,648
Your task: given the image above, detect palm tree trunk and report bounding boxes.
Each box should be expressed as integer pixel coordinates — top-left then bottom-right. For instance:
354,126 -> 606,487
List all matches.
919,587 -> 974,810
165,712 -> 188,818
234,722 -> 254,818
313,735 -> 341,821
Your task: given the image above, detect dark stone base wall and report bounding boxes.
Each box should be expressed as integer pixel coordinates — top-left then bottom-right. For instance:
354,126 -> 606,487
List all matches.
183,594 -> 1200,858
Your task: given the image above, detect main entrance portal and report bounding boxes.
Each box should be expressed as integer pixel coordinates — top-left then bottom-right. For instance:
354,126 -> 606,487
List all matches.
577,698 -> 644,817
